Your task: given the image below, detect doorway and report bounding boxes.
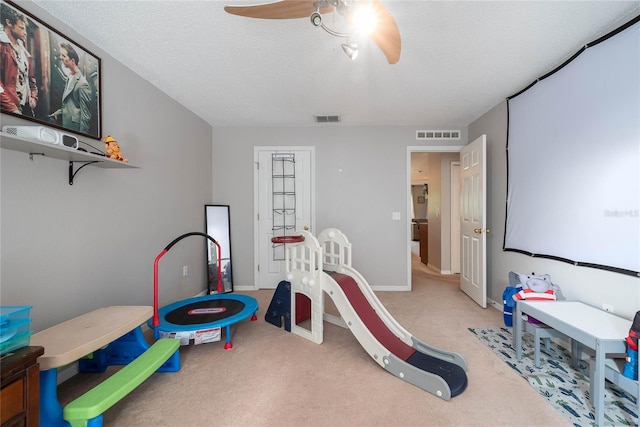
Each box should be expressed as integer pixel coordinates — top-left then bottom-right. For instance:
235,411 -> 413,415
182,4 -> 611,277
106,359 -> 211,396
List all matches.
407,146 -> 463,288
450,161 -> 461,274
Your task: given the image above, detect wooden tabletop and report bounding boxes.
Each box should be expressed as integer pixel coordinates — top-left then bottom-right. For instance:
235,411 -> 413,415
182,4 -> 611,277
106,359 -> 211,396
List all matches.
31,306 -> 153,370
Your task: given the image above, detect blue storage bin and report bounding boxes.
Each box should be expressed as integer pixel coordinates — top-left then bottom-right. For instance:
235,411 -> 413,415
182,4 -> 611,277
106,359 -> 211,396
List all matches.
0,306 -> 33,355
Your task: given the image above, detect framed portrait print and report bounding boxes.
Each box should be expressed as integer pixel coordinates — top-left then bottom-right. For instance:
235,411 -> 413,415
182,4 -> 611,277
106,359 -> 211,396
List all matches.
1,0 -> 102,139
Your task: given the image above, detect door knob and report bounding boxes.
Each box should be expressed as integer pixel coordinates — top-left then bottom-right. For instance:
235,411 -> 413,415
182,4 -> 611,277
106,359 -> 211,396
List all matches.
303,225 -> 309,231
474,228 -> 481,233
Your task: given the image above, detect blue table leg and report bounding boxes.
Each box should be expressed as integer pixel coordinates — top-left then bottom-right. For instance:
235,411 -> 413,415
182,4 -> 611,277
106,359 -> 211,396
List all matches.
40,368 -> 70,427
79,327 -> 150,372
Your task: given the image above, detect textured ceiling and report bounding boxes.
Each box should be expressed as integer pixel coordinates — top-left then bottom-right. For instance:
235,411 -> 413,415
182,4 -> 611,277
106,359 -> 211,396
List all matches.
34,1 -> 640,128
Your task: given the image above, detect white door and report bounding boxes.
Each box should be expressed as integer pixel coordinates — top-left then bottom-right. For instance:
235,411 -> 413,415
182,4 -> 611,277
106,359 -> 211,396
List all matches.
254,147 -> 314,289
450,162 -> 461,274
460,135 -> 487,308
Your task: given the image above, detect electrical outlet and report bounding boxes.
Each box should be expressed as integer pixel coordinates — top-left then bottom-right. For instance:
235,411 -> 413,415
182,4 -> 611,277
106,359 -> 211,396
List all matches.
392,212 -> 401,220
602,303 -> 613,313
183,265 -> 188,277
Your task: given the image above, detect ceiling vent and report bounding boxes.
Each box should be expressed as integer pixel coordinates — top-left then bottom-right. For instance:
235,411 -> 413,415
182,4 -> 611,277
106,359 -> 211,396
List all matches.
314,115 -> 341,123
416,130 -> 461,140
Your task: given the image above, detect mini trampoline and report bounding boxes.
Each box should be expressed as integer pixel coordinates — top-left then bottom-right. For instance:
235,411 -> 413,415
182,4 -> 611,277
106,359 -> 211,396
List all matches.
150,232 -> 258,349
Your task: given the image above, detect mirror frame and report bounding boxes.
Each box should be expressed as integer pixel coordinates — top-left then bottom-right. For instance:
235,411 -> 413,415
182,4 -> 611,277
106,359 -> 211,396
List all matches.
205,205 -> 233,293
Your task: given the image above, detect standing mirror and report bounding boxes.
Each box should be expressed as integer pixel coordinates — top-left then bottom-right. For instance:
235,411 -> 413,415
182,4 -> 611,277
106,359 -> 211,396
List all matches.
205,205 -> 233,293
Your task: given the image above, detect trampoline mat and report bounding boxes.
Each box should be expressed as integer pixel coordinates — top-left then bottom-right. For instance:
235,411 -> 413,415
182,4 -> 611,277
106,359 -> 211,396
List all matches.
165,299 -> 245,325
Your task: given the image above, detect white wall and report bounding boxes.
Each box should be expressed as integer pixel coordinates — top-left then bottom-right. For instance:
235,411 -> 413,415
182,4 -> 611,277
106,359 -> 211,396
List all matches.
0,2 -> 213,332
212,109 -> 638,320
212,126 -> 467,291
469,101 -> 639,320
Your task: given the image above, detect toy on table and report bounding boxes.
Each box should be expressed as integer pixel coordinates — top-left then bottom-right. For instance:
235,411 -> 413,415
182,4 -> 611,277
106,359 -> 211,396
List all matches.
501,272 -> 563,327
513,273 -> 563,325
513,273 -> 561,301
623,310 -> 639,380
104,135 -> 128,162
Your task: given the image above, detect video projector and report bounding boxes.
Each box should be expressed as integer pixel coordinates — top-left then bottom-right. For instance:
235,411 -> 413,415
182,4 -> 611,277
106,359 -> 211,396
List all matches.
2,125 -> 79,149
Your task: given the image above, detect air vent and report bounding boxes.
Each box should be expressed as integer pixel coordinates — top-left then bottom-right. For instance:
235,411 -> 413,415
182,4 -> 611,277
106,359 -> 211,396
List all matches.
314,115 -> 341,123
416,130 -> 461,140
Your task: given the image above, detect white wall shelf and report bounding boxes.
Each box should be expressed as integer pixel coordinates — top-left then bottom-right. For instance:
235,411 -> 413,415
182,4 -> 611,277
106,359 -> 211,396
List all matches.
0,132 -> 137,185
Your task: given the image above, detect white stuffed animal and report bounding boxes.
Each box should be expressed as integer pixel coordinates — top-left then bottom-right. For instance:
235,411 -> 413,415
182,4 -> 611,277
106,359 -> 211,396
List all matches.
513,273 -> 563,301
518,273 -> 554,293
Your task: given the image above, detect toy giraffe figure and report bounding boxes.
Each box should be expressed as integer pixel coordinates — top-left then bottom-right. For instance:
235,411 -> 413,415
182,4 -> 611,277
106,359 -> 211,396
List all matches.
103,135 -> 128,162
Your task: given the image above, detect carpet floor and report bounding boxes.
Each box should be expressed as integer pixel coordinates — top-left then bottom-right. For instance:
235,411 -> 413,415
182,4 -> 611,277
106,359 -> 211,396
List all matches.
468,327 -> 638,426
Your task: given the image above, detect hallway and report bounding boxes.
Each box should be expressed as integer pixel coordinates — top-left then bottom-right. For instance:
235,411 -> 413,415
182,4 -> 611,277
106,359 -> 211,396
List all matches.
411,241 -> 460,285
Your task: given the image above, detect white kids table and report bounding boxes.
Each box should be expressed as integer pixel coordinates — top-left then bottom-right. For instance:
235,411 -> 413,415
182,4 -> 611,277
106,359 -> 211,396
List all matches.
513,300 -> 631,426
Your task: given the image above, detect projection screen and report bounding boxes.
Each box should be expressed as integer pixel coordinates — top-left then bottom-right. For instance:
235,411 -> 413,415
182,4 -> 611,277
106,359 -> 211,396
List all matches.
505,15 -> 639,277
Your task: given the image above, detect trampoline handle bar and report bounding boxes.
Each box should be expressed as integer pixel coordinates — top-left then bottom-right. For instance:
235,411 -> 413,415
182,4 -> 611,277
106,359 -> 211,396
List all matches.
152,249 -> 168,332
164,232 -> 217,251
152,232 -> 223,339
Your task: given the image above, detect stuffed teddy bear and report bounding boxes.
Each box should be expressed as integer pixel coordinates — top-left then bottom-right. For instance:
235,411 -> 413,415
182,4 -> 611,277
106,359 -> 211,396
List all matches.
104,135 -> 128,162
511,272 -> 563,325
513,273 -> 563,301
518,273 -> 554,293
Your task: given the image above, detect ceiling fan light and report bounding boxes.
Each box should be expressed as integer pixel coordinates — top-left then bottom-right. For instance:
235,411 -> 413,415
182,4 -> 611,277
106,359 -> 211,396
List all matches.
352,3 -> 377,35
342,42 -> 359,60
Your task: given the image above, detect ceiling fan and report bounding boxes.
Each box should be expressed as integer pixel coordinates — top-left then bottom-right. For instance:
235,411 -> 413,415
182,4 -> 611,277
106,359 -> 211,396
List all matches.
224,0 -> 401,64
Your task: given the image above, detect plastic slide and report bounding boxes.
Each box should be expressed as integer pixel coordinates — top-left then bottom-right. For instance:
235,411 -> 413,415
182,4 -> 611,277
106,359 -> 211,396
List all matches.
284,228 -> 468,400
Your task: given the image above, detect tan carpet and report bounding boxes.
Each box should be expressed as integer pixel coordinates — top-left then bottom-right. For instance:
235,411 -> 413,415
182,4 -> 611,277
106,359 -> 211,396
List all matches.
57,254 -> 569,426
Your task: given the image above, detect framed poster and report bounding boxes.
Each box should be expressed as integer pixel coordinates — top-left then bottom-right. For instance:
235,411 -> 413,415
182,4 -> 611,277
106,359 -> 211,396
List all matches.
1,0 -> 102,139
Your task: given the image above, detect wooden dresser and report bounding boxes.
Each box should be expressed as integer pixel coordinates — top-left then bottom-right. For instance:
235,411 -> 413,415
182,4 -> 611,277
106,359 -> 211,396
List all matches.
1,346 -> 44,427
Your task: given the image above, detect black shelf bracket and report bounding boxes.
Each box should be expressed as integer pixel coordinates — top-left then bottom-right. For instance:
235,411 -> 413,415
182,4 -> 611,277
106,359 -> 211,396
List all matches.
69,160 -> 101,185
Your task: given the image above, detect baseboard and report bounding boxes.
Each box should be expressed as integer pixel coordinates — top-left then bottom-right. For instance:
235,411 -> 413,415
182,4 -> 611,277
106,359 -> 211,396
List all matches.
426,263 -> 441,274
489,298 -> 502,312
324,312 -> 347,328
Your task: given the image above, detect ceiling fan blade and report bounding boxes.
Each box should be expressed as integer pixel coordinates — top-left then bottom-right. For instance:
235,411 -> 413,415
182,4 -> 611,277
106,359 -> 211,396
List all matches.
367,0 -> 401,64
224,0 -> 333,20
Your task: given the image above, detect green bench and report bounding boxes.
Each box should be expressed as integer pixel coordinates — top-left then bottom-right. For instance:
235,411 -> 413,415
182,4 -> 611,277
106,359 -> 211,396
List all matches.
63,338 -> 180,427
